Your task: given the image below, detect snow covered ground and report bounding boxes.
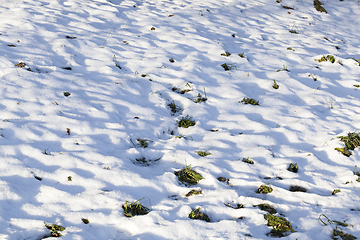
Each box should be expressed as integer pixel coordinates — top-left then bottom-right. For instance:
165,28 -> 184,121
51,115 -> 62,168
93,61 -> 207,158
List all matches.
1,0 -> 360,239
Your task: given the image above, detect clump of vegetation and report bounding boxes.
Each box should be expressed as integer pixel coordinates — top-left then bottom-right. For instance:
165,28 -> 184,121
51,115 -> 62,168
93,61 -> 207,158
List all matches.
315,55 -> 336,63
314,0 -> 327,13
175,164 -> 204,185
335,132 -> 360,157
242,157 -> 254,164
332,229 -> 357,240
133,157 -> 160,166
135,139 -> 152,148
122,198 -> 150,217
193,89 -> 208,103
68,176 -> 72,181
217,176 -> 230,185
172,86 -> 192,94
189,208 -> 210,222
287,47 -> 295,51
272,80 -> 279,89
185,189 -> 202,197
81,218 -> 89,224
197,150 -> 211,157
45,223 -> 65,237
332,189 -> 341,195
169,58 -> 175,63
221,51 -> 231,57
276,64 -> 290,72
221,63 -> 237,71
113,55 -> 121,69
240,97 -> 259,105
287,163 -> 298,173
167,100 -> 182,114
178,115 -> 196,128
257,184 -> 273,194
63,92 -> 71,97
264,214 -> 295,237
289,185 -> 307,192
43,148 -> 51,155
238,53 -> 246,58
254,204 -> 277,214
289,24 -> 299,34
16,62 -> 26,68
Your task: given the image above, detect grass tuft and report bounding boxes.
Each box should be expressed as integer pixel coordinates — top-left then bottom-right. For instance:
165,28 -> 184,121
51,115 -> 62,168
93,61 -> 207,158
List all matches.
185,189 -> 202,197
221,63 -> 237,71
257,184 -> 273,194
241,157 -> 254,164
197,150 -> 211,157
189,208 -> 210,222
45,223 -> 65,237
335,132 -> 360,157
240,97 -> 259,105
264,214 -> 295,237
178,115 -> 196,128
167,100 -> 182,114
289,185 -> 307,192
254,204 -> 277,214
122,198 -> 150,217
332,229 -> 357,240
287,163 -> 298,173
314,0 -> 327,13
174,164 -> 204,185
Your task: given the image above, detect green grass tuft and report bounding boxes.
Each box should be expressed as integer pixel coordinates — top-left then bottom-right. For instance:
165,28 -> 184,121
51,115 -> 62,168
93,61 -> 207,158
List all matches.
189,208 -> 210,222
254,204 -> 277,214
197,150 -> 211,157
240,97 -> 259,105
257,184 -> 273,194
174,164 -> 204,185
122,198 -> 150,217
264,214 -> 295,237
241,157 -> 254,164
178,115 -> 196,128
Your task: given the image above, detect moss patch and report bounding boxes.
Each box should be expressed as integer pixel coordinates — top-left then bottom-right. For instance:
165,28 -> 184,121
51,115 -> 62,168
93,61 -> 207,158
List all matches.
264,214 -> 295,237
257,184 -> 273,194
178,115 -> 196,128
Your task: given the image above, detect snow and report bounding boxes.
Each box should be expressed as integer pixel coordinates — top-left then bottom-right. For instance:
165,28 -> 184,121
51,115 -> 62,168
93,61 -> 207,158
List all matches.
1,0 -> 360,239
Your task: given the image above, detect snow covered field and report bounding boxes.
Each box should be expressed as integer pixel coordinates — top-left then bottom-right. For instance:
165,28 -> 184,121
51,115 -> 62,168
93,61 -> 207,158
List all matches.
1,0 -> 360,239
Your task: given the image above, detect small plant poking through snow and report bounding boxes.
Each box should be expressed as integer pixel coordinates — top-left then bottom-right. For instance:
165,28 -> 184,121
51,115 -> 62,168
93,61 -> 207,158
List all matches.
287,163 -> 298,173
332,189 -> 340,195
335,132 -> 360,157
315,55 -> 336,63
189,208 -> 210,222
221,63 -> 237,71
257,184 -> 273,194
272,80 -> 279,89
240,97 -> 259,105
276,64 -> 290,72
178,115 -> 196,128
45,223 -> 65,237
254,204 -> 277,214
122,198 -> 150,217
289,185 -> 307,192
167,100 -> 182,114
197,150 -> 211,157
113,55 -> 121,69
264,214 -> 295,237
43,148 -> 51,155
242,157 -> 254,164
185,189 -> 202,197
221,51 -> 231,57
332,229 -> 357,240
136,139 -> 152,148
314,0 -> 327,13
81,218 -> 89,224
174,164 -> 204,185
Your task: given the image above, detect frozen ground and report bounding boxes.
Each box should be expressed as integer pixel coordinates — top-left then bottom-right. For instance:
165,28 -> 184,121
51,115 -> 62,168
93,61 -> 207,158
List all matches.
1,0 -> 360,239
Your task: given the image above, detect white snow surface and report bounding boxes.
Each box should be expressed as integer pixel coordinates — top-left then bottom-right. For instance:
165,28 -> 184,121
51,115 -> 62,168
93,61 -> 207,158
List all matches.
1,0 -> 360,239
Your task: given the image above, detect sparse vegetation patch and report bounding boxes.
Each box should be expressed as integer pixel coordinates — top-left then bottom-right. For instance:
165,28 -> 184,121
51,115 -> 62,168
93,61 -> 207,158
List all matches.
240,97 -> 259,105
174,164 -> 204,185
264,214 -> 295,237
178,115 -> 196,128
335,132 -> 360,157
122,198 -> 150,217
189,208 -> 210,222
254,204 -> 277,214
257,184 -> 273,194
